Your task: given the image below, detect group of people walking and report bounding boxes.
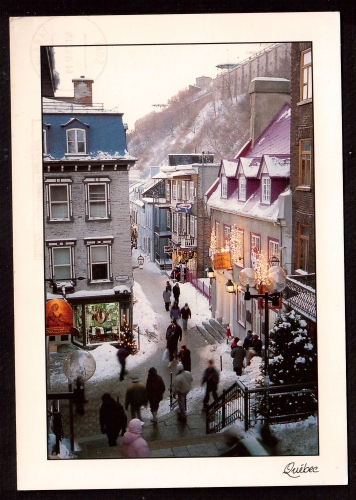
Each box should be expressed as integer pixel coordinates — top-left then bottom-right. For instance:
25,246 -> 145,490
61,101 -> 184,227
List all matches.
230,330 -> 263,375
163,281 -> 192,330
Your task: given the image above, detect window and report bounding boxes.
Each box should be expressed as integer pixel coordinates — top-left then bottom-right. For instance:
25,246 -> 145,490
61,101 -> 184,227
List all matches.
190,215 -> 196,237
252,299 -> 261,335
182,181 -> 186,201
85,237 -> 113,282
262,177 -> 271,203
181,213 -> 186,235
237,289 -> 246,327
166,182 -> 171,201
46,239 -> 76,281
84,178 -> 111,220
66,128 -> 86,154
172,183 -> 177,200
301,49 -> 312,101
269,239 -> 280,265
239,176 -> 246,201
166,210 -> 171,229
224,225 -> 231,251
173,213 -> 178,233
43,129 -> 47,155
215,221 -> 221,250
221,176 -> 227,198
45,179 -> 72,221
189,181 -> 195,201
251,233 -> 261,268
299,139 -> 312,186
177,181 -> 181,201
298,224 -> 309,271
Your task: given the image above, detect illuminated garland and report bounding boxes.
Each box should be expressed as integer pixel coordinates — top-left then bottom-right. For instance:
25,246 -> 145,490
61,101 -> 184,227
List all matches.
210,227 -> 217,255
230,224 -> 243,265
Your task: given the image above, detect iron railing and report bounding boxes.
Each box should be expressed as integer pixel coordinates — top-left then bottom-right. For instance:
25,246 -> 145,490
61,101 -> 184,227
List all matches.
283,274 -> 316,323
185,268 -> 211,304
206,380 -> 318,433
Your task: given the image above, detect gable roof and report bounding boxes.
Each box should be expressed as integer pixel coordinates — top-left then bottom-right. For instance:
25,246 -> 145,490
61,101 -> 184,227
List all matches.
259,154 -> 290,178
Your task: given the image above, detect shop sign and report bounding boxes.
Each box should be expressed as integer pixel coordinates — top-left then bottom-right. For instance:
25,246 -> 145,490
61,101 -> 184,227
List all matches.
213,252 -> 232,270
175,202 -> 193,214
164,246 -> 173,254
45,299 -> 73,336
115,275 -> 129,281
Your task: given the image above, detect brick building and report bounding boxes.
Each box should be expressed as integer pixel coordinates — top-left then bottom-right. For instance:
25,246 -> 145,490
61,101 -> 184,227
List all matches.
43,77 -> 136,348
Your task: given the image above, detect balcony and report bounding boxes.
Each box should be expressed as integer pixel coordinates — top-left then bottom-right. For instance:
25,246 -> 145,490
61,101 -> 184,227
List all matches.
283,274 -> 316,323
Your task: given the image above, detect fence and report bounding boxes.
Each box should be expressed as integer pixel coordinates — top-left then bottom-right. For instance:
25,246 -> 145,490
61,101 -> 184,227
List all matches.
206,380 -> 318,434
185,268 -> 211,305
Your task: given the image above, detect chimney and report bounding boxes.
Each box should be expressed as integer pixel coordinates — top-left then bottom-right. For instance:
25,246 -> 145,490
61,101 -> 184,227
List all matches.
72,77 -> 94,106
249,77 -> 290,147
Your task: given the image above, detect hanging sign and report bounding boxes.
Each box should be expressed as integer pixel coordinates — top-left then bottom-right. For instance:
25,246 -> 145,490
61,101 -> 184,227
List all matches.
213,252 -> 232,270
175,202 -> 193,214
45,299 -> 73,336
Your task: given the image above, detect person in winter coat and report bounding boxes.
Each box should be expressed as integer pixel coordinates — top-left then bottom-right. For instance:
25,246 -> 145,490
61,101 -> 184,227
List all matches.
166,280 -> 172,292
172,363 -> 193,422
180,303 -> 192,330
166,319 -> 182,367
231,337 -> 240,350
231,340 -> 245,376
178,345 -> 191,372
243,330 -> 253,359
125,377 -> 148,420
121,419 -> 150,458
170,301 -> 181,321
117,346 -> 131,381
246,334 -> 263,366
163,287 -> 172,312
201,359 -> 220,411
99,393 -> 127,447
173,282 -> 181,304
146,367 -> 166,422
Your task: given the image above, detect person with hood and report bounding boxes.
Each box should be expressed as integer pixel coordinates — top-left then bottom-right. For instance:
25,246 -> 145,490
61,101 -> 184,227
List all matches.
125,377 -> 148,420
246,334 -> 263,366
146,367 -> 166,422
231,340 -> 245,376
201,359 -> 220,411
99,393 -> 127,447
243,330 -> 253,359
117,345 -> 131,381
170,301 -> 181,321
180,303 -> 192,330
162,286 -> 172,312
121,419 -> 150,458
230,336 -> 240,350
166,319 -> 182,367
178,344 -> 191,372
173,282 -> 181,304
172,362 -> 193,422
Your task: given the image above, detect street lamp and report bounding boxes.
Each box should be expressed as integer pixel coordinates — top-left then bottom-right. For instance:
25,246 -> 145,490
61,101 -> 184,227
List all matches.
205,266 -> 216,280
137,254 -> 144,269
225,279 -> 236,294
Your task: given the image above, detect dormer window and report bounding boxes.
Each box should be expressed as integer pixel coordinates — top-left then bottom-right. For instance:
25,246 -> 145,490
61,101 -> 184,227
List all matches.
66,128 -> 86,154
262,177 -> 271,204
239,176 -> 246,201
221,176 -> 227,198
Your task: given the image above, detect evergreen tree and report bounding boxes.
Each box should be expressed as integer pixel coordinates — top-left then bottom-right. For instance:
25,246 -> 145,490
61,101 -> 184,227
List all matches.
268,310 -> 317,385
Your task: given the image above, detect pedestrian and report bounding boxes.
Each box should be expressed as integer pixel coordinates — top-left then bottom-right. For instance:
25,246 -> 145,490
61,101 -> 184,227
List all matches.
231,340 -> 245,376
246,334 -> 263,366
99,393 -> 127,447
243,330 -> 253,360
172,362 -> 193,422
146,367 -> 166,422
163,286 -> 172,312
166,280 -> 172,292
173,282 -> 180,304
166,319 -> 182,367
117,345 -> 131,381
178,344 -> 191,372
201,359 -> 220,411
170,301 -> 181,321
180,303 -> 191,330
231,336 -> 240,350
174,267 -> 181,283
121,419 -> 150,458
125,376 -> 148,420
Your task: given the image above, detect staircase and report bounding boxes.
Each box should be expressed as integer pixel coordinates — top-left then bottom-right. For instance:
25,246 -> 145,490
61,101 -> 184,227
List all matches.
196,318 -> 227,345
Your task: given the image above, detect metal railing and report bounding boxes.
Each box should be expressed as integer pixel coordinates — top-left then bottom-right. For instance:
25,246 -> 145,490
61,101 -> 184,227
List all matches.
206,380 -> 318,433
283,274 -> 316,322
185,268 -> 211,304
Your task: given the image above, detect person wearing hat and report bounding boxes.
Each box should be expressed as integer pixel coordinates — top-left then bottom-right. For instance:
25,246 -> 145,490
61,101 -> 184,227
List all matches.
246,334 -> 263,366
243,330 -> 254,360
201,359 -> 220,411
121,418 -> 150,458
180,303 -> 192,330
125,376 -> 148,420
231,340 -> 245,376
172,362 -> 193,422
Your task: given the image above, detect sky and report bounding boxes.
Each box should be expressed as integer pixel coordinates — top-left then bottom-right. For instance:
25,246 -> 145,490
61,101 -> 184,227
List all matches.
52,42 -> 273,129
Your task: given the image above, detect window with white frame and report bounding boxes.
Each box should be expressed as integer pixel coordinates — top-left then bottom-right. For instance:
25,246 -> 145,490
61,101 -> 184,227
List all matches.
252,298 -> 261,335
45,179 -> 73,221
239,176 -> 246,201
215,221 -> 221,251
269,239 -> 280,265
181,213 -> 186,235
166,182 -> 171,201
262,177 -> 271,203
182,181 -> 186,201
177,214 -> 181,235
301,48 -> 312,101
166,210 -> 171,229
46,239 -> 76,281
173,213 -> 178,233
299,139 -> 312,186
190,215 -> 196,237
85,238 -> 113,282
224,225 -> 231,251
221,176 -> 227,198
251,233 -> 261,268
177,181 -> 181,200
237,289 -> 246,327
66,128 -> 86,154
84,178 -> 111,220
189,181 -> 195,201
172,183 -> 177,200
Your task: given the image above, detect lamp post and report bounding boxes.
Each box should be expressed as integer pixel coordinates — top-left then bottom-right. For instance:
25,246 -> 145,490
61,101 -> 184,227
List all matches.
137,254 -> 144,269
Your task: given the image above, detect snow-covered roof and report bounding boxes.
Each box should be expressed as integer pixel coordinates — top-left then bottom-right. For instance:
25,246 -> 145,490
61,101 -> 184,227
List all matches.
221,159 -> 239,178
45,150 -> 136,162
42,97 -> 123,115
238,157 -> 260,178
261,155 -> 290,177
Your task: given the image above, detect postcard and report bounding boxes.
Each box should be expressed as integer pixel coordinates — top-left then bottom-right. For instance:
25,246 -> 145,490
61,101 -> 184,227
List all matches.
10,13 -> 346,489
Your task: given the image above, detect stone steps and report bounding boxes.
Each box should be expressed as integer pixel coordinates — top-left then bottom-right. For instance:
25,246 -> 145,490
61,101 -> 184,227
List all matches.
209,318 -> 227,339
196,325 -> 216,345
202,322 -> 224,343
